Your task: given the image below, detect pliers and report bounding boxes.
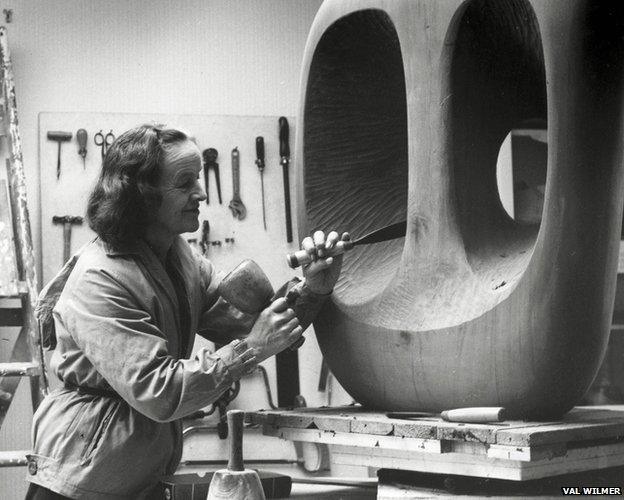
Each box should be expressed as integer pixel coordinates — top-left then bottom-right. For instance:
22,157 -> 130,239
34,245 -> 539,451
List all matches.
202,148 -> 222,204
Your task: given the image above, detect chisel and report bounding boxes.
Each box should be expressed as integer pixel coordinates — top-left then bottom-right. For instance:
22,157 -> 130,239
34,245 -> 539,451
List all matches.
279,117 -> 293,242
286,220 -> 407,268
386,407 -> 508,424
255,136 -> 267,230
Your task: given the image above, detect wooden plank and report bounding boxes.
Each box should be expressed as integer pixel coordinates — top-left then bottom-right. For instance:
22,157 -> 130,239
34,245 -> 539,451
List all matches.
390,419 -> 438,440
487,442 -> 568,462
248,410 -> 315,429
348,410 -> 396,435
0,450 -> 27,467
249,406 -> 624,448
261,426 -> 450,454
517,441 -> 624,480
330,439 -> 624,482
252,409 -> 502,443
495,421 -> 624,447
330,445 -> 527,481
350,418 -> 394,436
0,362 -> 40,377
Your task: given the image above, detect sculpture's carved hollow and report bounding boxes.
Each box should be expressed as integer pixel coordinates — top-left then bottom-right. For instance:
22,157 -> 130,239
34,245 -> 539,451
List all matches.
296,0 -> 624,418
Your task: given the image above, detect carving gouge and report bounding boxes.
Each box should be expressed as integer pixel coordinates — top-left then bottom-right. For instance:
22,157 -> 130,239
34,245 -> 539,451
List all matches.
386,406 -> 509,424
386,407 -> 507,423
441,407 -> 507,423
255,136 -> 267,230
286,220 -> 407,268
279,117 -> 293,242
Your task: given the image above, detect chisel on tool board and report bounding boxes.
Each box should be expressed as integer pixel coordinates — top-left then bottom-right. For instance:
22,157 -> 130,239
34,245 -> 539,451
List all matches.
279,117 -> 293,242
286,220 -> 407,268
255,136 -> 267,230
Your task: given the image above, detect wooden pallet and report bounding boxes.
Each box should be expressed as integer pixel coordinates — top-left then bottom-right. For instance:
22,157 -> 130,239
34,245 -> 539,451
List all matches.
247,405 -> 624,481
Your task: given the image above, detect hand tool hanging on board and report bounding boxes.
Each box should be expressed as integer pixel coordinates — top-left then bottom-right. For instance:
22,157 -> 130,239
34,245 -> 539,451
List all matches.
207,410 -> 267,500
287,220 -> 407,268
228,147 -> 247,220
202,148 -> 222,204
255,136 -> 267,230
94,129 -> 115,158
47,131 -> 72,179
52,215 -> 83,264
279,117 -> 293,242
200,220 -> 210,255
76,128 -> 88,168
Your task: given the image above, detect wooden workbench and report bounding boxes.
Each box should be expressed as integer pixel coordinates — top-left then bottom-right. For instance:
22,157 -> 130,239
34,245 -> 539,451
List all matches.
246,405 -> 624,482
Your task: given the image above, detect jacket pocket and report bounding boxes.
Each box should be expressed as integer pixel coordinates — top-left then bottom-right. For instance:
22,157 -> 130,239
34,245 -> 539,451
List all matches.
63,398 -> 89,439
79,401 -> 117,466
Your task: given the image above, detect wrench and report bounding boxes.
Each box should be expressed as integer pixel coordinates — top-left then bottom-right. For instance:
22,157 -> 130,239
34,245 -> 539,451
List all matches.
228,147 -> 247,220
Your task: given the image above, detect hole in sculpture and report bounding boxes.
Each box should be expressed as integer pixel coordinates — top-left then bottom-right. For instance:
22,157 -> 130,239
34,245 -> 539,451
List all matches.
450,0 -> 547,283
303,9 -> 408,308
496,120 -> 548,224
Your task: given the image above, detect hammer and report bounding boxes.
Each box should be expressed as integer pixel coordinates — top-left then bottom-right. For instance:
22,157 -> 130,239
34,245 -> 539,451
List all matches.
52,215 -> 83,264
47,131 -> 72,179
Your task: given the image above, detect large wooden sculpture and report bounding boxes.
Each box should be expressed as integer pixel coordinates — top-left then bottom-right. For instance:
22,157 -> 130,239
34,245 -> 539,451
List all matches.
296,0 -> 624,418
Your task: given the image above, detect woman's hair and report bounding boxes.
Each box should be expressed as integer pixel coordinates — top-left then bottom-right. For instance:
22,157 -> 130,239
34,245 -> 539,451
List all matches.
86,124 -> 189,249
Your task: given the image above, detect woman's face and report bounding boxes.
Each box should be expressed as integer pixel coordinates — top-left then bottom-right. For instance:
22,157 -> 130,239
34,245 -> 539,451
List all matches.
152,140 -> 206,236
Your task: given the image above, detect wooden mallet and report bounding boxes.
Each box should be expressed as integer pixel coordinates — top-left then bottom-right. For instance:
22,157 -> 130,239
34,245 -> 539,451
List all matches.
207,410 -> 266,500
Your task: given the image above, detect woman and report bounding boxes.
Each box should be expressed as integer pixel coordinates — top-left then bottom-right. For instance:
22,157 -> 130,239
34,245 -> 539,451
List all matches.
26,125 -> 345,499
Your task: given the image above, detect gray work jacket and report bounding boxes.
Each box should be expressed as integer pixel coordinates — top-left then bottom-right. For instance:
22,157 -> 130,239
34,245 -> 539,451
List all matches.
26,236 -> 325,499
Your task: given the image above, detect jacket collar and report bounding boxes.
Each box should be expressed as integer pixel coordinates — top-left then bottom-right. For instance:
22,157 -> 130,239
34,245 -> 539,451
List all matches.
102,237 -> 145,257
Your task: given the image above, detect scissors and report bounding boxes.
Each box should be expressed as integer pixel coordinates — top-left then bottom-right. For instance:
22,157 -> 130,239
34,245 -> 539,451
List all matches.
94,129 -> 115,158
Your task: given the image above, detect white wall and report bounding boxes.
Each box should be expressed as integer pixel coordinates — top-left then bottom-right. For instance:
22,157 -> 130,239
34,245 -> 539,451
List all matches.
0,1 -> 328,498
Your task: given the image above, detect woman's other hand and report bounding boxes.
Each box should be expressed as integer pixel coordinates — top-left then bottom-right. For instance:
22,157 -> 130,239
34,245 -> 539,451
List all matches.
245,297 -> 303,362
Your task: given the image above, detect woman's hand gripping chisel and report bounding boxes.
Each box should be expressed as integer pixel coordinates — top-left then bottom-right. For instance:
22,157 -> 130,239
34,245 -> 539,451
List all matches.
286,220 -> 407,268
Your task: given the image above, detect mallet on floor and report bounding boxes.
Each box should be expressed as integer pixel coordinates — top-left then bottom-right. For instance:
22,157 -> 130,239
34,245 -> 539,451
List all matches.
207,410 -> 266,500
47,131 -> 72,179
